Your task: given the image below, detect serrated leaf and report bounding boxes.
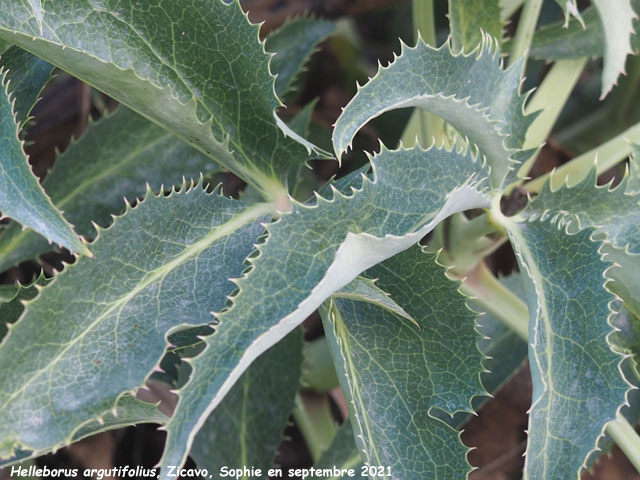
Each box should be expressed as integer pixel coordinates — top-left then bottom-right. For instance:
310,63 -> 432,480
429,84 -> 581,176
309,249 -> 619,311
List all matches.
158,143 -> 492,475
553,0 -> 585,26
310,420 -> 366,480
190,329 -> 302,477
322,246 -> 486,479
333,276 -> 417,327
592,0 -> 638,98
503,215 -> 629,479
448,0 -> 504,52
0,74 -> 88,256
266,17 -> 336,98
529,4 -> 640,61
0,46 -> 54,128
0,394 -> 168,469
0,106 -> 217,273
0,274 -> 44,343
444,272 -> 528,428
0,0 -> 318,198
527,169 -> 640,253
332,39 -> 535,189
0,185 -> 270,459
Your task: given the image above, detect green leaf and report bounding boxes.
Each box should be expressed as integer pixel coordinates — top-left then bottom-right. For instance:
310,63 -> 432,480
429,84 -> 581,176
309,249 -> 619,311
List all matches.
26,0 -> 43,33
0,183 -> 270,459
333,276 -> 417,327
503,215 -> 629,479
448,0 -> 504,52
0,73 -> 89,256
322,246 -> 486,479
445,273 -> 528,428
0,106 -> 217,273
0,394 -> 169,469
265,17 -> 336,98
190,329 -> 302,476
310,420 -> 365,480
527,169 -> 640,253
332,39 -> 535,189
537,1 -> 639,97
0,0 -> 317,199
529,5 -> 640,60
0,46 -> 54,128
592,0 -> 637,98
159,143 -> 492,475
0,274 -> 43,343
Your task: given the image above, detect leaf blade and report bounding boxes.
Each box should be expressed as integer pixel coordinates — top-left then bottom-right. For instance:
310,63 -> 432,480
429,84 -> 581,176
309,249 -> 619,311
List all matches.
0,74 -> 88,256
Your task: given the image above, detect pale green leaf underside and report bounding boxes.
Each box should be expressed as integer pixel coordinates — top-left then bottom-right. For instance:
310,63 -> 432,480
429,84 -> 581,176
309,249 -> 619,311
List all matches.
448,0 -> 504,52
591,0 -> 637,97
324,246 -> 485,479
0,106 -> 217,273
0,0 -> 312,197
310,420 -> 366,480
159,143 -> 492,476
265,17 -> 336,98
0,46 -> 54,127
190,330 -> 302,476
332,39 -> 534,189
0,185 -> 269,458
0,75 -> 88,256
505,216 -> 628,479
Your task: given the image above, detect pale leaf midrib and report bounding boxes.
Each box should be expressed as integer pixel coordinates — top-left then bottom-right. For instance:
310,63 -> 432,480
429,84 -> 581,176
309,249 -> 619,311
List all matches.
0,201 -> 273,411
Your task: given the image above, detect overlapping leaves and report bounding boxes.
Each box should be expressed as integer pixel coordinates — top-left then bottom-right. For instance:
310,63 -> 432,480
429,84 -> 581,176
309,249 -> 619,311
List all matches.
0,183 -> 270,457
0,0 -> 317,198
159,143 -> 492,475
332,37 -> 534,188
323,246 -> 486,479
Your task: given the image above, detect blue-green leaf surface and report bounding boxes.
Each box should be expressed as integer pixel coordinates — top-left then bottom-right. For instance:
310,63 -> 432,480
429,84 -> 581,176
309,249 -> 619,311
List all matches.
0,0 -> 317,198
503,215 -> 629,479
190,330 -> 302,478
332,39 -> 534,188
0,274 -> 44,343
159,143 -> 492,475
527,169 -> 640,253
529,4 -> 640,61
0,74 -> 88,256
0,183 -> 270,459
0,106 -> 218,273
265,17 -> 336,98
0,46 -> 54,127
323,246 -> 486,479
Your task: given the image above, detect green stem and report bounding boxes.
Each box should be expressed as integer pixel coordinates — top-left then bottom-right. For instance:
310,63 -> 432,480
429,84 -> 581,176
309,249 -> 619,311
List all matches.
401,0 -> 446,147
516,58 -> 587,175
606,415 -> 640,473
461,262 -> 529,341
524,120 -> 640,192
508,0 -> 543,68
292,393 -> 337,463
